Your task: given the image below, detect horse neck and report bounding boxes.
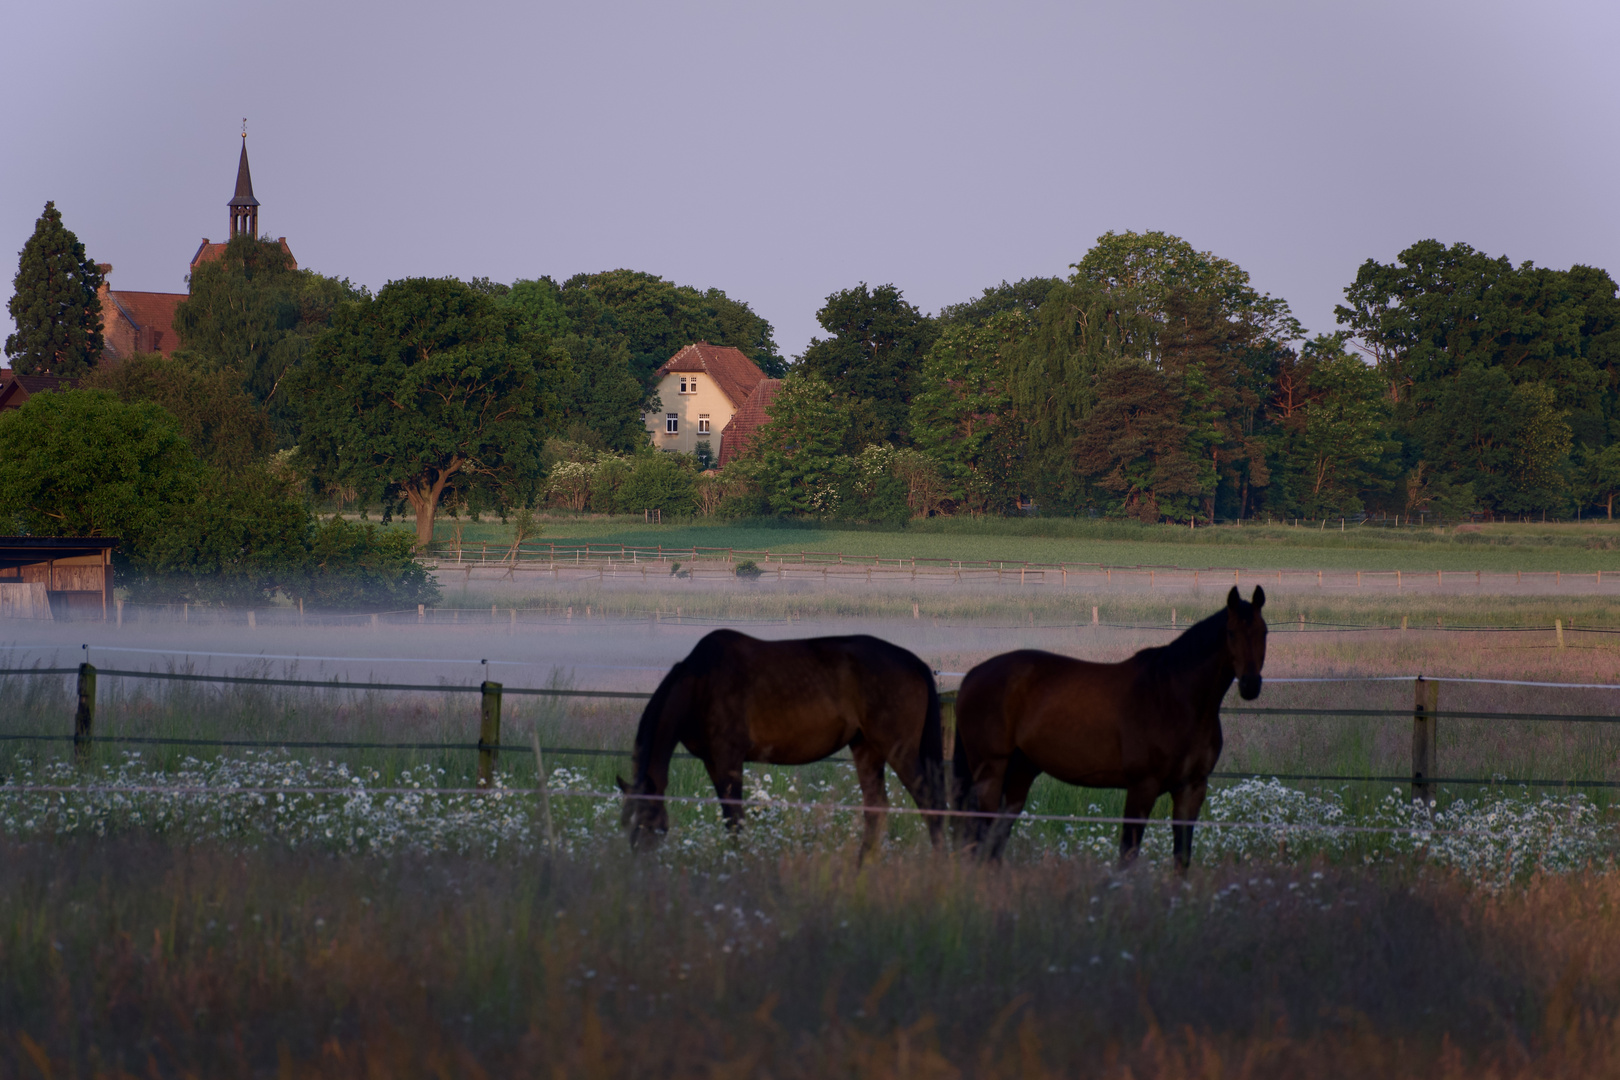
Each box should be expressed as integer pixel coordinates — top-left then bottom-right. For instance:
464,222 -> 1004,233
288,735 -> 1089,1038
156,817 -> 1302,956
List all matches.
1163,618 -> 1235,706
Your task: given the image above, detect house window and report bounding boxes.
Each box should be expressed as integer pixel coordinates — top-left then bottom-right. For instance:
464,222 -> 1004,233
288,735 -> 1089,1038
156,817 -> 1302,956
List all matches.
665,413 -> 679,434
698,415 -> 710,434
678,376 -> 698,394
678,377 -> 688,393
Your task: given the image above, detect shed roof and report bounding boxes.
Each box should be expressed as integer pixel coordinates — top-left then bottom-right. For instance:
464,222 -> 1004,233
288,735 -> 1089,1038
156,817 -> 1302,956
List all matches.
0,537 -> 119,571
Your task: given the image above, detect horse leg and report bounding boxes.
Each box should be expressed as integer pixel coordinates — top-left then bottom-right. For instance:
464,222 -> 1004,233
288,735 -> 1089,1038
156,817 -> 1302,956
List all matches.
1171,781 -> 1209,873
851,739 -> 890,866
703,758 -> 747,834
985,751 -> 1040,862
963,759 -> 1008,859
886,745 -> 943,851
1119,782 -> 1160,868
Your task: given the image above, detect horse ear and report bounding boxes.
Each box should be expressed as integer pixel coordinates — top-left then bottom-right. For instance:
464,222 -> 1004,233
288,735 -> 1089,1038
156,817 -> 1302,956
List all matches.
1251,585 -> 1266,611
615,775 -> 630,793
1226,586 -> 1242,611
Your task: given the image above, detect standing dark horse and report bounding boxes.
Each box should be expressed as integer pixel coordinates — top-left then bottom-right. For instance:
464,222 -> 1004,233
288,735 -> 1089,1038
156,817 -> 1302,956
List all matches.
952,586 -> 1267,870
618,629 -> 946,862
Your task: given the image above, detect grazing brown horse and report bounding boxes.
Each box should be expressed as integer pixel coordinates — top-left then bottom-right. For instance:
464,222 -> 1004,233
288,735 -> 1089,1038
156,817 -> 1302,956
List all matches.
952,586 -> 1267,870
618,629 -> 946,862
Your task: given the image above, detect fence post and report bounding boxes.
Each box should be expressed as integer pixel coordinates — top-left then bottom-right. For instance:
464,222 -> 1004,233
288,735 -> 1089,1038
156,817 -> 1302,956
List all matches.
1411,677 -> 1438,804
478,681 -> 503,789
1556,618 -> 1565,649
73,662 -> 96,766
939,690 -> 957,760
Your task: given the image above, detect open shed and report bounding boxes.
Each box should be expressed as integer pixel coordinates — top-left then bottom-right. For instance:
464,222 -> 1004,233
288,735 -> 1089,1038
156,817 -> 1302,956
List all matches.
0,537 -> 118,620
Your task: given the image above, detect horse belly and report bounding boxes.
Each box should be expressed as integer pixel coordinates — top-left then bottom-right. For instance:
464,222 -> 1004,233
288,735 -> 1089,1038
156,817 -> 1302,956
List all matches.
744,697 -> 855,765
1019,707 -> 1129,790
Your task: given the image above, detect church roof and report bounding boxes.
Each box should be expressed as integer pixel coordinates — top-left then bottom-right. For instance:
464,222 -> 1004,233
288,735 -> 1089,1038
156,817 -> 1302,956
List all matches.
105,290 -> 186,356
229,139 -> 259,208
653,342 -> 766,410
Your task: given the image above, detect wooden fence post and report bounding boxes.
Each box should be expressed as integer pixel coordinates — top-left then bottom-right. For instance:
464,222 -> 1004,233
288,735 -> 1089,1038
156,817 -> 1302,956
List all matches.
1555,618 -> 1565,649
73,662 -> 96,766
1411,677 -> 1438,804
478,681 -> 503,789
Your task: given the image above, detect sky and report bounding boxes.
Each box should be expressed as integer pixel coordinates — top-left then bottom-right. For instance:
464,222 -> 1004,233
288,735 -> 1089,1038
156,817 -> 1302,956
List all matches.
3,0 -> 1617,359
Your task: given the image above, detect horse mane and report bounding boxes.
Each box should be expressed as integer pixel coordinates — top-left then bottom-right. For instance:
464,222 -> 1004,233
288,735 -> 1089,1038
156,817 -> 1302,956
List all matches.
629,659 -> 685,787
1138,601 -> 1245,674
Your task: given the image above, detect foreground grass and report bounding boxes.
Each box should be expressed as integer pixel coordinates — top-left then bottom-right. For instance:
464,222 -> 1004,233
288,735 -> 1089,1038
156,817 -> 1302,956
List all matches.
5,837 -> 1620,1078
430,514 -> 1620,572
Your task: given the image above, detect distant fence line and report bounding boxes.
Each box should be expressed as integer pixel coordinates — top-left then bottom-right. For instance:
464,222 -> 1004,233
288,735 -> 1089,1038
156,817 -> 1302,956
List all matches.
421,541 -> 1616,592
4,666 -> 1620,800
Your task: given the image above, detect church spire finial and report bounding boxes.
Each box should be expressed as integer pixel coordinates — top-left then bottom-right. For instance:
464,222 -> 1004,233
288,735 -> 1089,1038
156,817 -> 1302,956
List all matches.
228,125 -> 260,238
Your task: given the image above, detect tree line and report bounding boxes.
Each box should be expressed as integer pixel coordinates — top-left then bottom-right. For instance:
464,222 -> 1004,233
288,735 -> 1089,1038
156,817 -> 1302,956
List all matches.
5,203 -> 1619,608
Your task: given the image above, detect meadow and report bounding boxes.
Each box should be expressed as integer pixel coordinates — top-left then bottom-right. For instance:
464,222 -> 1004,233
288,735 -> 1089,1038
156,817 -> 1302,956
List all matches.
6,524 -> 1620,1076
424,512 -> 1620,573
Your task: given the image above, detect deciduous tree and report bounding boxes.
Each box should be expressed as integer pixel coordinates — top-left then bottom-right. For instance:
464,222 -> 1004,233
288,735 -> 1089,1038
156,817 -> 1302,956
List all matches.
292,278 -> 565,548
798,283 -> 937,452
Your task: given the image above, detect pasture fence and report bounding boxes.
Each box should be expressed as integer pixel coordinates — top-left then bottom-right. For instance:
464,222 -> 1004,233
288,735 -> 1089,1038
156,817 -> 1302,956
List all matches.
420,539 -> 1618,595
5,665 -> 1620,805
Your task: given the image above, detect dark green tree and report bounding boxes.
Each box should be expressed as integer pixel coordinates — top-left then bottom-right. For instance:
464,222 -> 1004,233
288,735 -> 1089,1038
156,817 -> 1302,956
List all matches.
291,278 -> 566,548
752,372 -> 851,516
83,353 -> 275,473
1263,337 -> 1395,518
5,202 -> 104,376
172,233 -> 363,431
797,283 -> 938,452
1072,362 -> 1210,522
0,389 -> 203,551
909,310 -> 1030,514
936,278 -> 1063,329
559,269 -> 784,384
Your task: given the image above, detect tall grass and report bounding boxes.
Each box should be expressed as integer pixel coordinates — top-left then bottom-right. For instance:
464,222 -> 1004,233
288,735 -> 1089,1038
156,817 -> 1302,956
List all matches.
5,838 -> 1620,1077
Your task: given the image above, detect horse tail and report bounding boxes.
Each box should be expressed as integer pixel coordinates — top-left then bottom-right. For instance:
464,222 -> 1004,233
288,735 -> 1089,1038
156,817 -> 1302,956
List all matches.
918,675 -> 945,813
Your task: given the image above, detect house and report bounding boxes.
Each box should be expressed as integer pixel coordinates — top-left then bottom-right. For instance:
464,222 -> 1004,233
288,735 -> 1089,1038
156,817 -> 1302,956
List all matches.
0,374 -> 77,413
0,536 -> 118,620
644,342 -> 767,462
717,378 -> 782,466
98,134 -> 295,363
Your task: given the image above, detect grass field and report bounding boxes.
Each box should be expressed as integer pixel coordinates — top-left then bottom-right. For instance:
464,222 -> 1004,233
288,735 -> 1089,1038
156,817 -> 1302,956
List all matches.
6,838 -> 1620,1078
422,513 -> 1620,572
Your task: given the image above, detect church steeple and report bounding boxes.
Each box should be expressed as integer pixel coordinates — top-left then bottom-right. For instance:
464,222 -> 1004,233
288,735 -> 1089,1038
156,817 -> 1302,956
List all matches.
228,126 -> 259,238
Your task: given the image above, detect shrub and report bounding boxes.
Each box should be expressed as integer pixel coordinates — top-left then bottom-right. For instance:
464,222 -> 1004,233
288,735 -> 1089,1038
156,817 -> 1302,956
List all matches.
295,517 -> 440,609
734,559 -> 763,580
618,453 -> 697,516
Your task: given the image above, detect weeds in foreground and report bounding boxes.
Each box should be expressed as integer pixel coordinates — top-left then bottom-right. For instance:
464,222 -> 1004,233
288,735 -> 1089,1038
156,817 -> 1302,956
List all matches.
5,835 -> 1620,1078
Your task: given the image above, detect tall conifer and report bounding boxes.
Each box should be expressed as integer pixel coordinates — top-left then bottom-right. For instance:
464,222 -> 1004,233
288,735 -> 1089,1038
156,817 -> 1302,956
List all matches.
5,201 -> 104,376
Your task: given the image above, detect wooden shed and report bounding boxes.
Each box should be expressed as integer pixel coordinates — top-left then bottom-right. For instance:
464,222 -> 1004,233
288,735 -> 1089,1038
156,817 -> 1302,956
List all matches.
0,538 -> 118,620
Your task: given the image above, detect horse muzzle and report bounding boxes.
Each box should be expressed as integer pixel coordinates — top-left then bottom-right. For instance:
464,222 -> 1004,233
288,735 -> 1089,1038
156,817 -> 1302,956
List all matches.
1238,674 -> 1262,700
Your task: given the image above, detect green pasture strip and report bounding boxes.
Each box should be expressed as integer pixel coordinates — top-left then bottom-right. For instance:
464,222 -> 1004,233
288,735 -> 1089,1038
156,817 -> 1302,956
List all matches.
429,516 -> 1620,573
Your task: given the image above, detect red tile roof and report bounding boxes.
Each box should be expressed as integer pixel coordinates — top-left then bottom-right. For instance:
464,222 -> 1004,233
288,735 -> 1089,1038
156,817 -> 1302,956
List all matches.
653,342 -> 765,411
105,290 -> 186,356
718,378 -> 781,466
0,374 -> 78,412
189,237 -> 296,272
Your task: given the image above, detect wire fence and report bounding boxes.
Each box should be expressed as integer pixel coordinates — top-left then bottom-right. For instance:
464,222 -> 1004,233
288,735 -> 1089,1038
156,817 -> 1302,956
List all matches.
3,664 -> 1619,795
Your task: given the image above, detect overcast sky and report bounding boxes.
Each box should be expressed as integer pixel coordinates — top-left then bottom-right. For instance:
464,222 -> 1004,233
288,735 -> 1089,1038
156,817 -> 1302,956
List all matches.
3,0 -> 1617,359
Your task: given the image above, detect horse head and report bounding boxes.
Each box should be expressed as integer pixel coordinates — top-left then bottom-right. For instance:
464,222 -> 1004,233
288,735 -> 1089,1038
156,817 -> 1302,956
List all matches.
617,773 -> 669,850
1225,585 -> 1268,699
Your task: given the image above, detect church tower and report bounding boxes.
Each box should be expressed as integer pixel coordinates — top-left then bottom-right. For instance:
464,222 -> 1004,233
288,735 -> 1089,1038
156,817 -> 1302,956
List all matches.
228,132 -> 259,238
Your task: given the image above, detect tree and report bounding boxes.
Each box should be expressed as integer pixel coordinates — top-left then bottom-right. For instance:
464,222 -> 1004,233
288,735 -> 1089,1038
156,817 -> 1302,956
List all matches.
1582,443 -> 1620,519
935,277 -> 1062,329
1072,362 -> 1211,522
173,233 -> 363,433
5,201 -> 104,376
0,390 -> 203,551
559,269 -> 784,384
1263,338 -> 1394,518
751,372 -> 851,516
797,283 -> 938,452
292,278 -> 566,548
617,452 -> 698,516
1414,365 -> 1571,517
82,352 -> 275,472
910,310 -> 1030,514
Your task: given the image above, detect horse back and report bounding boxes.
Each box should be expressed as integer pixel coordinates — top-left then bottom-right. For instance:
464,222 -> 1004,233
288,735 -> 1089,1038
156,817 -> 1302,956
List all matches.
685,630 -> 934,767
